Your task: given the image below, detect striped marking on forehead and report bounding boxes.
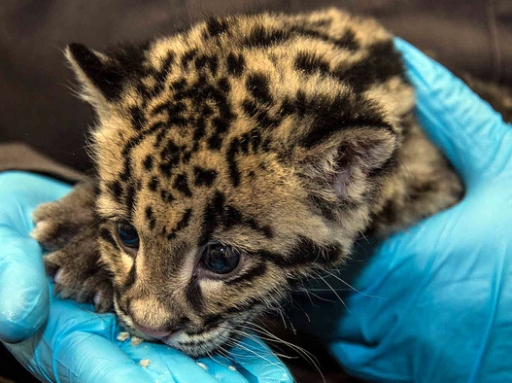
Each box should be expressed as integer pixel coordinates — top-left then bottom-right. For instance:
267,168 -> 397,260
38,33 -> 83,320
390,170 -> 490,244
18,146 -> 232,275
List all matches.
200,191 -> 274,246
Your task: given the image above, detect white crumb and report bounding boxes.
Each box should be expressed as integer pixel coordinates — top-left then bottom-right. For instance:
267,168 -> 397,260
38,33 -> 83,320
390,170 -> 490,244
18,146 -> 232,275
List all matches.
131,336 -> 143,346
228,365 -> 237,371
196,362 -> 208,370
117,332 -> 130,342
139,359 -> 150,368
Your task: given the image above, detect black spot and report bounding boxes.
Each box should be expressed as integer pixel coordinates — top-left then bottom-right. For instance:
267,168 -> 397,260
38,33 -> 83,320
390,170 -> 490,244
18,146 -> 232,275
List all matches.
177,208 -> 192,231
226,138 -> 241,187
99,228 -> 119,250
226,52 -> 245,76
217,77 -> 230,93
173,173 -> 192,197
242,99 -> 259,118
246,73 -> 272,105
185,277 -> 204,312
204,17 -> 229,38
333,40 -> 405,93
200,191 -> 225,245
296,92 -> 389,149
170,78 -> 186,92
203,314 -> 223,328
181,48 -> 198,67
212,117 -> 228,136
280,97 -> 295,116
294,90 -> 308,117
245,218 -> 274,239
159,139 -> 181,177
224,262 -> 268,286
160,189 -> 174,204
148,177 -> 159,192
288,236 -> 343,266
107,181 -> 123,202
142,155 -> 153,171
239,133 -> 250,154
130,106 -> 146,130
335,30 -> 359,51
125,184 -> 136,219
261,225 -> 274,239
289,26 -> 359,52
151,99 -> 185,118
124,266 -> 136,289
166,208 -> 193,240
151,51 -> 175,96
194,167 -> 217,187
207,107 -> 235,151
308,194 -> 338,221
261,139 -> 272,152
145,206 -> 155,230
244,26 -> 290,47
294,52 -> 330,74
249,129 -> 262,152
196,55 -> 219,75
223,205 -> 243,229
241,99 -> 280,130
207,135 -> 223,150
257,238 -> 342,267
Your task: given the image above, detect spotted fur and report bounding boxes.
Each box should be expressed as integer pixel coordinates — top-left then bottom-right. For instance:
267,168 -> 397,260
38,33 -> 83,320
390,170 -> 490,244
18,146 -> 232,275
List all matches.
32,8 -> 462,356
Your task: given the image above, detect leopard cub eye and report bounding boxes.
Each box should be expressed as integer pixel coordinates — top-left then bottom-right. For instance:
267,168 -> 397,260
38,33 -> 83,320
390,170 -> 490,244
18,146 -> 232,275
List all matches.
116,221 -> 140,249
200,243 -> 240,275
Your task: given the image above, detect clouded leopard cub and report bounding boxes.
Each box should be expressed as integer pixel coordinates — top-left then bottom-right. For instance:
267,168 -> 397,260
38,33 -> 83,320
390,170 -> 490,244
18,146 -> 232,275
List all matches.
32,8 -> 462,357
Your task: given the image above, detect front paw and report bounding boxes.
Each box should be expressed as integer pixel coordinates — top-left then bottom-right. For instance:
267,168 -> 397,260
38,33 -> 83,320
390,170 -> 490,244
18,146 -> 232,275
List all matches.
32,182 -> 114,313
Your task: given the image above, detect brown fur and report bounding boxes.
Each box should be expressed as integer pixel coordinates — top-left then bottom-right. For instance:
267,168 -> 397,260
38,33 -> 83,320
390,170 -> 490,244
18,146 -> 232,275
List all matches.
32,8 -> 462,356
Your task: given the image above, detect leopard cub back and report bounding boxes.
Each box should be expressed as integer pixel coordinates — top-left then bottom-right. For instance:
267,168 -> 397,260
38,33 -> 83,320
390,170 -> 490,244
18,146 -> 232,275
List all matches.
53,8 -> 461,356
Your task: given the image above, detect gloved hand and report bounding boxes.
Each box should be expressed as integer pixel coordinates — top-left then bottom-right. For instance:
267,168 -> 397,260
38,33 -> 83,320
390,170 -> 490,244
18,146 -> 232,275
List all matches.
0,171 -> 292,383
295,38 -> 512,382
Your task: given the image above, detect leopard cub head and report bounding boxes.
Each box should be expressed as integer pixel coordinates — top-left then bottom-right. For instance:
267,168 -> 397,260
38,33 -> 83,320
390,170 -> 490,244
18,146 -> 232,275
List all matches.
66,9 -> 410,356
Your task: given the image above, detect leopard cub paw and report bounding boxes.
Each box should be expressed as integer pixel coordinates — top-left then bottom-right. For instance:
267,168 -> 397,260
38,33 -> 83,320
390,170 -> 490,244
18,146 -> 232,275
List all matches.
31,182 -> 114,313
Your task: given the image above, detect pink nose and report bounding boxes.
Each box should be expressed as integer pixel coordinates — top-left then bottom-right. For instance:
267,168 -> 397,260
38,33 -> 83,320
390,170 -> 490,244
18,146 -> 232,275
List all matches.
133,323 -> 172,339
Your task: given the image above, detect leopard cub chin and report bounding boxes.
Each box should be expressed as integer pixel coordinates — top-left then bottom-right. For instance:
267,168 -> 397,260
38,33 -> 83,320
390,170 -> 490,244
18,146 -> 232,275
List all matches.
33,8 -> 462,356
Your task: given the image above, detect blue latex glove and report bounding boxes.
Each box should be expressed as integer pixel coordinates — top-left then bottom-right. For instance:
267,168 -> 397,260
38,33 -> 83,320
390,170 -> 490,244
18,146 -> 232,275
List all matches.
0,172 -> 292,383
297,39 -> 512,382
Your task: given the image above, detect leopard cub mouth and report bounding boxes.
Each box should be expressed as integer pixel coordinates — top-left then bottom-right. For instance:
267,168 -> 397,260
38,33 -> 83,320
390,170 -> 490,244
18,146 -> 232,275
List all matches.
114,299 -> 237,357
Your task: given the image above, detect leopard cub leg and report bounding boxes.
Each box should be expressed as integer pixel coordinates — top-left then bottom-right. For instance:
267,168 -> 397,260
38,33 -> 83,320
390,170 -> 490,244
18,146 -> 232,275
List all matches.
31,181 -> 113,312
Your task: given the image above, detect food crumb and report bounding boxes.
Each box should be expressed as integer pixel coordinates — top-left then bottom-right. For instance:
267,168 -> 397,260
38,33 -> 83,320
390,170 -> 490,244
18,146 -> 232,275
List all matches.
139,359 -> 150,368
117,332 -> 130,342
196,362 -> 208,370
131,336 -> 143,346
228,365 -> 237,371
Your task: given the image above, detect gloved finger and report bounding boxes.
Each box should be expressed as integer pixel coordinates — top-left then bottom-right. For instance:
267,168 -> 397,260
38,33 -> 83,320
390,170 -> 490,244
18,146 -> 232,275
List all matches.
0,228 -> 48,343
228,336 -> 293,383
0,172 -> 70,343
394,38 -> 512,186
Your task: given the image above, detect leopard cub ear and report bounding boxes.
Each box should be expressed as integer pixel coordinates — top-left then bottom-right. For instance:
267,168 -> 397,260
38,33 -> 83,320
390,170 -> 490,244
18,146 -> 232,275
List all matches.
65,43 -> 127,106
296,127 -> 398,199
